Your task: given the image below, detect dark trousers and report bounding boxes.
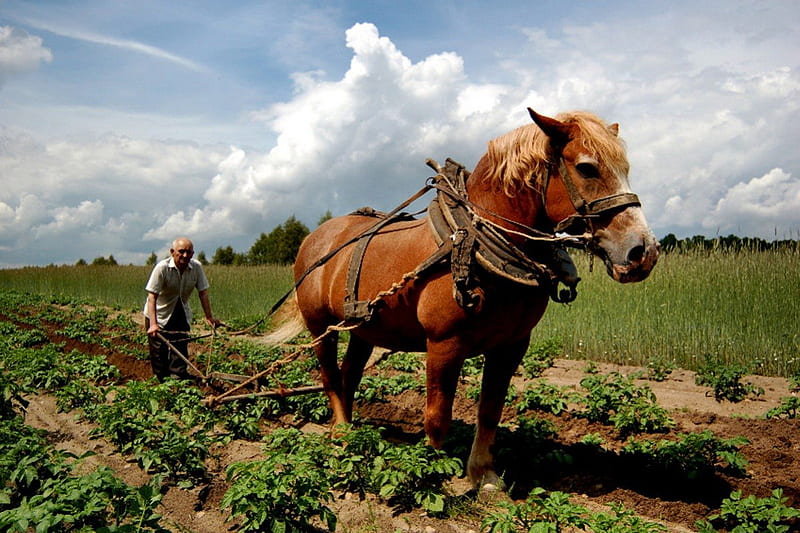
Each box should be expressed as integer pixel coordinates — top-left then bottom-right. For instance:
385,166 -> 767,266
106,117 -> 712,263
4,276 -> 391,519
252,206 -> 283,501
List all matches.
146,303 -> 190,380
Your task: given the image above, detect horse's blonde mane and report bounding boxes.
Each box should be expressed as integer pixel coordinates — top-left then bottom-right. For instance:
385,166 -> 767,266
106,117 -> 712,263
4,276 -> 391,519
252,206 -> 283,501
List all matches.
483,111 -> 629,196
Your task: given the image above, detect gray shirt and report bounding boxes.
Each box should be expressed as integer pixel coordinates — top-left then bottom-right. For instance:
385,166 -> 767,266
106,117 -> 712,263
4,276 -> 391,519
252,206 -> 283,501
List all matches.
143,257 -> 210,327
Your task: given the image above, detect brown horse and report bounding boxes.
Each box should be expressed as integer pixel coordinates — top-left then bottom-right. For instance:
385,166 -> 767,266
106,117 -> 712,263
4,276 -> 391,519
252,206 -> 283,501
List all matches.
279,108 -> 659,489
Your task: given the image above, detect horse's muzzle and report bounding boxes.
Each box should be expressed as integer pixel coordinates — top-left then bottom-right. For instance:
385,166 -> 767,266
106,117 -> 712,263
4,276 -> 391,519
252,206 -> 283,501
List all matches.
603,234 -> 659,283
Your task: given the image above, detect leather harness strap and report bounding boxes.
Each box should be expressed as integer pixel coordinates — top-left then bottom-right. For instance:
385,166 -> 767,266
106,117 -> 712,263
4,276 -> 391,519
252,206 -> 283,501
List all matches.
551,160 -> 642,233
343,158 -> 582,323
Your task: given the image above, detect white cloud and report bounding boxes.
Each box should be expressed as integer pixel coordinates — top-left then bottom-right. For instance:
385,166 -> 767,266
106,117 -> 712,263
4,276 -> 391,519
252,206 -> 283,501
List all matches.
146,23 -> 503,241
33,199 -> 104,238
0,127 -> 228,265
17,19 -> 209,73
0,25 -> 52,84
704,168 -> 800,237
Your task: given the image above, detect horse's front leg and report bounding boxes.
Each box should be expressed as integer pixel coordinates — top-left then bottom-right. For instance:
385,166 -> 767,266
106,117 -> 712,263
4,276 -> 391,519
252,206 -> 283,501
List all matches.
424,338 -> 467,448
468,337 -> 529,490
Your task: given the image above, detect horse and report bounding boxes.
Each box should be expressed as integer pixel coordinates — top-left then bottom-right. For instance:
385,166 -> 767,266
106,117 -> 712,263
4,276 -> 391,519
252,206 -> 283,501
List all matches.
277,108 -> 659,490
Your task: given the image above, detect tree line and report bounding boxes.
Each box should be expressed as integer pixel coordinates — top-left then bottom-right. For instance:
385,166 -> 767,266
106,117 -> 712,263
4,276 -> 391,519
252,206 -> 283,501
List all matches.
659,233 -> 800,253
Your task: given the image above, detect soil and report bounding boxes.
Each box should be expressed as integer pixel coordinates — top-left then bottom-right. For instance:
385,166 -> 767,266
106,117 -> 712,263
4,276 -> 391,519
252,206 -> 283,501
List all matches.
12,310 -> 800,532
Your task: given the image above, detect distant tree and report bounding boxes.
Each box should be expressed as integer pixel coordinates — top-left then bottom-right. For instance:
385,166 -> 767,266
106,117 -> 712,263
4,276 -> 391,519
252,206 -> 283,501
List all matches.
248,232 -> 273,265
91,255 -> 118,266
145,252 -> 158,266
212,246 -> 236,265
75,258 -> 87,266
659,233 -> 678,252
317,210 -> 333,226
197,251 -> 208,265
249,215 -> 310,264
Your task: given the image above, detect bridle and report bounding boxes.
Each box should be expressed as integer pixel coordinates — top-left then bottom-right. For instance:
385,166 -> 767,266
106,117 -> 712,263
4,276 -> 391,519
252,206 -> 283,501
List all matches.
543,158 -> 642,235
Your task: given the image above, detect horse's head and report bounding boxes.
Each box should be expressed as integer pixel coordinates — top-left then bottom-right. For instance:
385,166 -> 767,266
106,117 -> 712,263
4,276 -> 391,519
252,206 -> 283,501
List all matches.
529,108 -> 659,283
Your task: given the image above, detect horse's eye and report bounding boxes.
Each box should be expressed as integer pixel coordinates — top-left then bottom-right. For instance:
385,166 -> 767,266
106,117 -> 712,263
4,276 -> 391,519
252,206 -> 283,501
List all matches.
576,162 -> 599,179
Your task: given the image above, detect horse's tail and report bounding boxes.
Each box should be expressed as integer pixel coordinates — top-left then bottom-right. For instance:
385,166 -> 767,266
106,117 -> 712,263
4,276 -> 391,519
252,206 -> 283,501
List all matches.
262,291 -> 306,345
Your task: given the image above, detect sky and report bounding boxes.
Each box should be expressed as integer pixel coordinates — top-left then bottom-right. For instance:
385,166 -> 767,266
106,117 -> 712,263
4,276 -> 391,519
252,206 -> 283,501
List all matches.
1,0 -> 799,267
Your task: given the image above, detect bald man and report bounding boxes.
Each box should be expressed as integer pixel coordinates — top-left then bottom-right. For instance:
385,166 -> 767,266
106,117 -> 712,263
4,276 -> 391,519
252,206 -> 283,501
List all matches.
143,237 -> 222,380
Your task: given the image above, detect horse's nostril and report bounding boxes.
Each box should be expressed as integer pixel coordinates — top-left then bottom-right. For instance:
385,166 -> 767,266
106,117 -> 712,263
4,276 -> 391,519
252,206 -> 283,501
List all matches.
627,244 -> 645,264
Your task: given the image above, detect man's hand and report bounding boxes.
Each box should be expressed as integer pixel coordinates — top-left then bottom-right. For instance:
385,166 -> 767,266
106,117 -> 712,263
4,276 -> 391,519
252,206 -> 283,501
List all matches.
147,322 -> 161,337
206,316 -> 223,329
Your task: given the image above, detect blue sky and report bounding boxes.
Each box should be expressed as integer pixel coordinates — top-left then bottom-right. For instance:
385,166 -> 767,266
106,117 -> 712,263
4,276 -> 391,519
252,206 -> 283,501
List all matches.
1,0 -> 799,266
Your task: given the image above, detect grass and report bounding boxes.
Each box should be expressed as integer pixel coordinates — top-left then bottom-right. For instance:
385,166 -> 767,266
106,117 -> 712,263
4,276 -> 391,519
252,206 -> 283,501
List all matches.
1,247 -> 798,377
533,248 -> 800,377
0,264 -> 294,321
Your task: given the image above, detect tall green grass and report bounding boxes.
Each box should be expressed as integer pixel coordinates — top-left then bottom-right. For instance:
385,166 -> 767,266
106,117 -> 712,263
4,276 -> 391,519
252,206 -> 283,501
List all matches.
531,248 -> 800,377
1,248 -> 798,377
0,264 -> 294,321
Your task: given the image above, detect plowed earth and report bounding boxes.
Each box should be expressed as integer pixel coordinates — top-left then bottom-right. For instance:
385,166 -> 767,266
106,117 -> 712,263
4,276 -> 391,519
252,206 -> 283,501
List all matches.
10,309 -> 800,532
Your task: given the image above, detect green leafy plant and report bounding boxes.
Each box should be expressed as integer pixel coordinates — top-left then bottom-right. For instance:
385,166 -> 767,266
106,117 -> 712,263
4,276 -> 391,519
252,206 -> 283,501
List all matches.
377,351 -> 423,372
481,487 -> 589,532
369,439 -> 462,514
695,357 -> 764,402
579,433 -> 605,447
522,337 -> 562,378
591,501 -> 668,532
357,374 -> 424,403
622,430 -> 749,478
517,380 -> 577,415
85,380 -> 212,485
696,489 -> 800,532
766,396 -> 800,419
645,355 -> 676,382
223,441 -> 337,532
481,487 -> 667,532
0,416 -> 168,532
578,372 -> 674,434
55,381 -> 105,412
0,373 -> 27,421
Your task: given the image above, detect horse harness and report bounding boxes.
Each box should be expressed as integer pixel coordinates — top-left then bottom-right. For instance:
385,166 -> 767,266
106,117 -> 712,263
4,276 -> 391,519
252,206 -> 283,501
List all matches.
343,158 -> 587,324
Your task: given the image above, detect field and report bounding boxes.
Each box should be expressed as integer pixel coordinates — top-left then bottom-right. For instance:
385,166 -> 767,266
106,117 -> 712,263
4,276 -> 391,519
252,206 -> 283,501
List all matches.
2,247 -> 799,376
1,249 -> 799,532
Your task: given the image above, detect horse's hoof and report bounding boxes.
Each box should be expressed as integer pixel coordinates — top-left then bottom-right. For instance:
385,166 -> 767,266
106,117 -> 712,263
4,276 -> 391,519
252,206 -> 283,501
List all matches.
477,481 -> 508,503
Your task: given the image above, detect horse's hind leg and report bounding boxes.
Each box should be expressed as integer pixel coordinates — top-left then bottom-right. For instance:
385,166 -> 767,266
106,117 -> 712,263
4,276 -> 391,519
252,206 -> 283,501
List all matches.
468,338 -> 528,489
341,334 -> 373,421
312,327 -> 349,427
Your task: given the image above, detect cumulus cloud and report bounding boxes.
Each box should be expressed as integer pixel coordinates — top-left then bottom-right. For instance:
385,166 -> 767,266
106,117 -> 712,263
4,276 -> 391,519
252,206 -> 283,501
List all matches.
146,23 -> 511,240
704,168 -> 800,237
0,127 -> 227,265
0,25 -> 52,84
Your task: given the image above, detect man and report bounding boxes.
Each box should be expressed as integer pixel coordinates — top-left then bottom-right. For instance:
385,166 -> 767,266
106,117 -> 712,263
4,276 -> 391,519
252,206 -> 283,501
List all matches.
143,237 -> 222,380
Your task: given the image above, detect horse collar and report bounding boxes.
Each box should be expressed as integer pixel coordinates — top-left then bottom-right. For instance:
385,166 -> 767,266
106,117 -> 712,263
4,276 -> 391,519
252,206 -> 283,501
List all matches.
428,158 -> 580,308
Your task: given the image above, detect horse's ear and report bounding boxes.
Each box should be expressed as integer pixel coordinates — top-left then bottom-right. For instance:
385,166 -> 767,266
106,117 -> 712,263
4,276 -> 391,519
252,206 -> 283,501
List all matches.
528,108 -> 570,146
608,123 -> 619,136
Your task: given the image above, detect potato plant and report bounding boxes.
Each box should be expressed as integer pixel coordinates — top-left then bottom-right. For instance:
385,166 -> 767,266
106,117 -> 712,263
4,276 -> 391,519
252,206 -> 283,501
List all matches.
695,356 -> 764,402
696,489 -> 800,532
0,414 -> 167,532
223,426 -> 463,532
621,430 -> 749,479
578,371 -> 675,435
481,487 -> 667,533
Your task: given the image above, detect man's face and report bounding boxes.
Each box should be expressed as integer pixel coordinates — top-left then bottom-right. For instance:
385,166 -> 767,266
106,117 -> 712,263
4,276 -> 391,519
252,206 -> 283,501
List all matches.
170,240 -> 194,271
